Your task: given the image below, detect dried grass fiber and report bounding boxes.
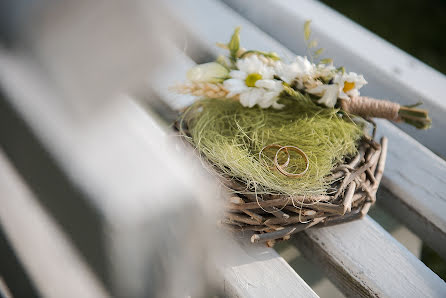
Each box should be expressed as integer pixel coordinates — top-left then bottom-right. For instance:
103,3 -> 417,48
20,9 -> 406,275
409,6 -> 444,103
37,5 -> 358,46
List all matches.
180,96 -> 364,196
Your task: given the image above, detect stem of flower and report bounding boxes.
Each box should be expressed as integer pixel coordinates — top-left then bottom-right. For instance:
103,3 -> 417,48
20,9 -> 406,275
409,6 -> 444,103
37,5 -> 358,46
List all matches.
398,105 -> 432,129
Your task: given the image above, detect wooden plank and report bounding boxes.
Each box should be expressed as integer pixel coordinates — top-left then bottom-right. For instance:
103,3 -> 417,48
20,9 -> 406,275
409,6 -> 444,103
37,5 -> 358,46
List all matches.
0,150 -> 109,298
0,50 -> 216,297
221,0 -> 446,158
219,0 -> 446,260
0,48 -> 318,298
374,119 -> 446,259
162,0 -> 446,295
153,49 -> 319,298
219,236 -> 319,297
0,52 -> 111,284
293,217 -> 446,298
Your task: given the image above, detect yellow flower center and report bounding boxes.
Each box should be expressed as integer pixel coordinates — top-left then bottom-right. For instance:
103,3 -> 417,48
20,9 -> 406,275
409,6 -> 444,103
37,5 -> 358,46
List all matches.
245,73 -> 262,87
343,81 -> 355,92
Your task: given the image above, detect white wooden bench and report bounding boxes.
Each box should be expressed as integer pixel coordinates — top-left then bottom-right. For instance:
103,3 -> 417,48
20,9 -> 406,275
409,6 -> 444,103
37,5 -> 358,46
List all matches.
1,0 -> 445,297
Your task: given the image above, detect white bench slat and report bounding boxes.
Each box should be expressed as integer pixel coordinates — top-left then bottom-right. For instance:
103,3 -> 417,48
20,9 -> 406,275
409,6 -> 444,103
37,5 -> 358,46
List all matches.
220,0 -> 446,260
0,150 -> 109,298
221,0 -> 446,158
294,216 -> 446,298
0,49 -> 318,298
152,48 -> 319,298
375,119 -> 446,258
163,0 -> 446,295
219,236 -> 319,297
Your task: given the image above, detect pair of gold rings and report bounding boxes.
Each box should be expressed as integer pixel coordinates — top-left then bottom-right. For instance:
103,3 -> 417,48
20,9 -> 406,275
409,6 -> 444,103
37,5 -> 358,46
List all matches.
259,144 -> 309,178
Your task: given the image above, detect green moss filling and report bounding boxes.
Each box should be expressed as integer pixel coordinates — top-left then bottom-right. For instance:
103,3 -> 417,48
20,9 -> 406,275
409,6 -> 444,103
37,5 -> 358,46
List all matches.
181,96 -> 364,196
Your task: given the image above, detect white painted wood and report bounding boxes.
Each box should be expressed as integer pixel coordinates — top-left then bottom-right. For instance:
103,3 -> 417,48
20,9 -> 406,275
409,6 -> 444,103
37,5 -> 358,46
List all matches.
162,0 -> 446,295
294,217 -> 446,298
2,1 -> 444,295
0,150 -> 109,298
374,119 -> 446,259
0,50 -> 217,297
149,44 -> 197,109
218,235 -> 319,298
0,51 -> 224,297
221,0 -> 446,158
0,48 -> 317,298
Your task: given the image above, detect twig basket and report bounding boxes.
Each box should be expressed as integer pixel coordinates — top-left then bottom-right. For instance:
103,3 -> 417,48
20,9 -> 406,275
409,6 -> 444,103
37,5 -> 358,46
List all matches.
223,137 -> 387,246
177,121 -> 387,247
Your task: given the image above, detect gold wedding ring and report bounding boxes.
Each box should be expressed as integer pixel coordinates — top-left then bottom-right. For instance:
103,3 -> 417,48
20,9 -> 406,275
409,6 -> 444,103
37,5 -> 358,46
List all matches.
259,144 -> 290,169
274,146 -> 309,178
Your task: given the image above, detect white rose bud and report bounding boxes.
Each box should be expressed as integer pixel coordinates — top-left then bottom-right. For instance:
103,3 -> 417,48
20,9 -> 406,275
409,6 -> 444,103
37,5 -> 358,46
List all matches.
186,62 -> 229,83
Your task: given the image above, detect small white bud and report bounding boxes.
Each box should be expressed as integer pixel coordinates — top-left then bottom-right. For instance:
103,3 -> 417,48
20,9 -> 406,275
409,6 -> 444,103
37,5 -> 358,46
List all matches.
186,62 -> 229,83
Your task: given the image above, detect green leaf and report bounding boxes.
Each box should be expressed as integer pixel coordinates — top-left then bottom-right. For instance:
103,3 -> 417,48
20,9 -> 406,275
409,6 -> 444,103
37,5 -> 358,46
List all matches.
265,51 -> 281,60
403,101 -> 423,108
314,48 -> 324,56
337,66 -> 346,74
304,20 -> 312,41
216,55 -> 231,69
308,39 -> 318,49
319,58 -> 333,65
239,50 -> 281,61
228,27 -> 241,60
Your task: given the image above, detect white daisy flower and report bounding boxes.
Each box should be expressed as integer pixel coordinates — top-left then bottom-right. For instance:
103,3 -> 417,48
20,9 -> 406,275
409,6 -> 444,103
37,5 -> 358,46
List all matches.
223,55 -> 284,109
307,84 -> 339,108
334,72 -> 367,100
307,71 -> 368,108
275,56 -> 315,85
314,63 -> 336,80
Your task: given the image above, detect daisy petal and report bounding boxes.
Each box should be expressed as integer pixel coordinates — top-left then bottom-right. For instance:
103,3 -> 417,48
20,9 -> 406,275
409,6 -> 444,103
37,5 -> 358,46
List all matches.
316,85 -> 339,107
306,85 -> 327,95
229,70 -> 247,80
255,79 -> 276,90
224,79 -> 247,97
237,55 -> 261,73
239,90 -> 258,108
346,89 -> 360,98
260,66 -> 275,80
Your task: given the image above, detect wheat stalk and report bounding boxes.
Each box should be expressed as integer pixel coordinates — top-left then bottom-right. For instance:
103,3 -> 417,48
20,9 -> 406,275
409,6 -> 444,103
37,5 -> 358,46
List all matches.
172,82 -> 238,99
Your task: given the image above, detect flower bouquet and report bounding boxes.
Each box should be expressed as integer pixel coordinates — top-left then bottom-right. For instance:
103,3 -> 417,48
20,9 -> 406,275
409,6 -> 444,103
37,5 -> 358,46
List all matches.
173,23 -> 431,246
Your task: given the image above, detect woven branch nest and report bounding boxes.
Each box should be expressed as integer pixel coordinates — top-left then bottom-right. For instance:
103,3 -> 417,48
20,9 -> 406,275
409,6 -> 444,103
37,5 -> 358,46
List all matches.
176,121 -> 388,247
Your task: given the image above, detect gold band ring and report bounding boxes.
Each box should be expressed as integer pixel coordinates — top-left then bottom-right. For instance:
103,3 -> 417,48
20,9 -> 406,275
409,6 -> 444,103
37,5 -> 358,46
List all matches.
274,146 -> 309,178
259,144 -> 290,169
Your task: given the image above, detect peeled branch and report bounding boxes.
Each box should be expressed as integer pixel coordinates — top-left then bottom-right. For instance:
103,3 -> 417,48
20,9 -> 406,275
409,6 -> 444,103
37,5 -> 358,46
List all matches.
341,96 -> 432,129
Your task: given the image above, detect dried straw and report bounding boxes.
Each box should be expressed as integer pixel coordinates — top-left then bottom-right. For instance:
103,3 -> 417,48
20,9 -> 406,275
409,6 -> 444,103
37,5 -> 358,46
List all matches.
179,96 -> 364,197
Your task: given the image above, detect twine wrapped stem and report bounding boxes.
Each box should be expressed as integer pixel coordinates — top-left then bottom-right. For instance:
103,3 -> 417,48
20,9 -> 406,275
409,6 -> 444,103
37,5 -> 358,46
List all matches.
341,96 -> 400,121
341,96 -> 431,129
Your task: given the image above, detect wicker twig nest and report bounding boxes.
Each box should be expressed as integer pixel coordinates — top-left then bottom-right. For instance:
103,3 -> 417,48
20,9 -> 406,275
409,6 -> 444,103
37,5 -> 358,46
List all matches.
177,119 -> 388,247
170,26 -> 428,246
221,136 -> 388,247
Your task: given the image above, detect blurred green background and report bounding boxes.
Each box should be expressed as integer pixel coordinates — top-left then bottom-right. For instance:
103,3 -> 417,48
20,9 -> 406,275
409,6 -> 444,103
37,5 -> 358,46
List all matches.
320,0 -> 446,75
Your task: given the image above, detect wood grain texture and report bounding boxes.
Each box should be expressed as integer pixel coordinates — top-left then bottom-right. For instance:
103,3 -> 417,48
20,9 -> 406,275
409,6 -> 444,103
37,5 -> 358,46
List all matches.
218,236 -> 319,298
221,0 -> 446,158
0,47 -> 318,298
295,217 -> 446,298
375,119 -> 446,259
163,0 -> 446,295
